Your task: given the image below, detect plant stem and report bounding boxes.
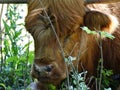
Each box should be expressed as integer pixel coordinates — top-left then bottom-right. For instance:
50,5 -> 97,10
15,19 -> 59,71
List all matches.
38,0 -> 70,89
0,4 -> 4,71
98,32 -> 104,90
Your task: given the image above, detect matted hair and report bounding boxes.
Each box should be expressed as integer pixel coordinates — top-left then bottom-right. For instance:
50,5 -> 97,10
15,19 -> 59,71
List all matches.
26,0 -> 85,36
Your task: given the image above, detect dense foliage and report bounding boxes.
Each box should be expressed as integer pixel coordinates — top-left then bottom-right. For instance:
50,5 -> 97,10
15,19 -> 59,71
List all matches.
0,5 -> 34,90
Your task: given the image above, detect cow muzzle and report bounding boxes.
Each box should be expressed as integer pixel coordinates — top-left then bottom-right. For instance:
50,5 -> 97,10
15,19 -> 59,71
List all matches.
32,63 -> 54,78
31,60 -> 66,84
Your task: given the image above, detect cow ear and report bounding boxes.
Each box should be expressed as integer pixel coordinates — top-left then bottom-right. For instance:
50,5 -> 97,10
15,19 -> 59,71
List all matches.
83,11 -> 119,34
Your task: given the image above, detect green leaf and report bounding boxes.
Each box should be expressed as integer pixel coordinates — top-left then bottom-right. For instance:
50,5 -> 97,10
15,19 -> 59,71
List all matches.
64,56 -> 76,65
106,70 -> 113,76
6,56 -> 18,63
81,26 -> 115,40
48,84 -> 56,90
64,58 -> 68,62
68,56 -> 76,61
100,31 -> 115,40
28,51 -> 34,64
0,83 -> 6,89
22,41 -> 32,51
13,30 -> 22,40
81,26 -> 97,35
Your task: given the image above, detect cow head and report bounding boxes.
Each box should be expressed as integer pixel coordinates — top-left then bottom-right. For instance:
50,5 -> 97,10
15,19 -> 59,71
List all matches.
25,0 -> 119,88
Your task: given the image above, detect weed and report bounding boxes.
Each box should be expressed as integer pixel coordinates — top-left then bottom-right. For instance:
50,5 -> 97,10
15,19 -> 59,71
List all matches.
0,4 -> 34,90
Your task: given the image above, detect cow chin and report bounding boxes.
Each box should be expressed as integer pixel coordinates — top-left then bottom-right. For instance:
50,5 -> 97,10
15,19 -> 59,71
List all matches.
31,62 -> 66,85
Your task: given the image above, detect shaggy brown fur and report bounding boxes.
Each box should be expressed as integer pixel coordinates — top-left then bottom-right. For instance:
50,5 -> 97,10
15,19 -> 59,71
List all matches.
25,0 -> 120,90
89,2 -> 120,75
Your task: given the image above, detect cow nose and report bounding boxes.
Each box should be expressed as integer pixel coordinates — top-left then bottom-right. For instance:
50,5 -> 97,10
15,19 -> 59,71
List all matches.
45,65 -> 53,72
34,64 -> 54,75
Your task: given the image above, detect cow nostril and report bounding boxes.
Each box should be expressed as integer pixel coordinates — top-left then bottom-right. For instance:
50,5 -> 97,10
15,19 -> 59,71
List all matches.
45,65 -> 54,72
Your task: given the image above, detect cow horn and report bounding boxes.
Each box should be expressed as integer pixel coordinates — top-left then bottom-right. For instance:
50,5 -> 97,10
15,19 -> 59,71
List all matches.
85,0 -> 120,4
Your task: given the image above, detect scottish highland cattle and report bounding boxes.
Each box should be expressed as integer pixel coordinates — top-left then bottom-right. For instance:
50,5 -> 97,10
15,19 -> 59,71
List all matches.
25,0 -> 120,90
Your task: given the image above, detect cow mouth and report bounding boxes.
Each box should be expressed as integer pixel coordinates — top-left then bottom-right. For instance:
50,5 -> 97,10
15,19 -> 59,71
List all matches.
38,76 -> 50,83
38,76 -> 61,84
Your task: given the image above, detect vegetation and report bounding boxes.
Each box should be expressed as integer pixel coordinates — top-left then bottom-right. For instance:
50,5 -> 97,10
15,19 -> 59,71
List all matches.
0,5 -> 34,90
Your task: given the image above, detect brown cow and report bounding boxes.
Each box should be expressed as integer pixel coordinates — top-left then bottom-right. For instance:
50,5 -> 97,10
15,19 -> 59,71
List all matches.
25,0 -> 120,90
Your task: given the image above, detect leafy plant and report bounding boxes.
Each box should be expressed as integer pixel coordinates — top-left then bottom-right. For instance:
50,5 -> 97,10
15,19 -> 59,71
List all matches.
57,26 -> 115,90
81,26 -> 115,39
0,4 -> 34,90
58,56 -> 90,90
81,26 -> 115,90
